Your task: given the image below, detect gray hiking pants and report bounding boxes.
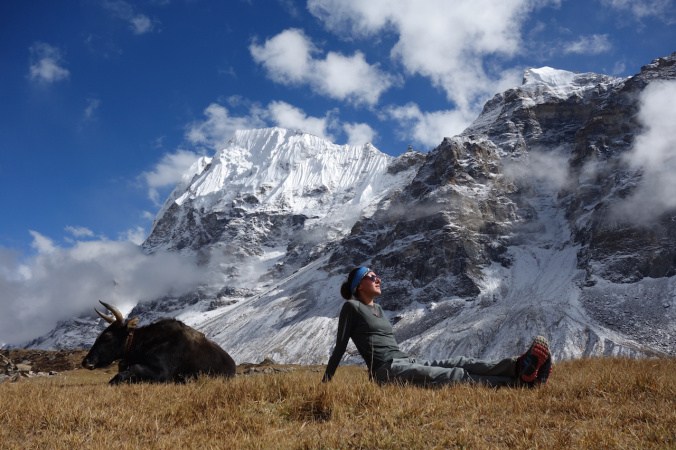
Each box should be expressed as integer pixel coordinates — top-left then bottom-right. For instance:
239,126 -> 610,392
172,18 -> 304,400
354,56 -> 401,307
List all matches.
374,356 -> 519,388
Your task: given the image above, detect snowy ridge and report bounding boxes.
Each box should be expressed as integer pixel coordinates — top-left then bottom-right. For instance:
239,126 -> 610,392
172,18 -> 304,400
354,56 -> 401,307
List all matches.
521,66 -> 623,100
174,128 -> 393,215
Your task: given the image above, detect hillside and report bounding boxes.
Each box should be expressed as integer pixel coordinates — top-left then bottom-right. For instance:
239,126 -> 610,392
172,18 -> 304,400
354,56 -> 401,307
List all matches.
1,353 -> 674,449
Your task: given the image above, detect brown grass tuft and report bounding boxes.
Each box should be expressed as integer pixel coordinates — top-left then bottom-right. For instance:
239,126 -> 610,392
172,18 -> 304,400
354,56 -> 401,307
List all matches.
0,357 -> 674,449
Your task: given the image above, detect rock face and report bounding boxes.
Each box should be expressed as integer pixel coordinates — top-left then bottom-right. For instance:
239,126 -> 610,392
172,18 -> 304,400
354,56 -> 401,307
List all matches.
566,55 -> 676,284
28,53 -> 676,363
329,136 -> 518,308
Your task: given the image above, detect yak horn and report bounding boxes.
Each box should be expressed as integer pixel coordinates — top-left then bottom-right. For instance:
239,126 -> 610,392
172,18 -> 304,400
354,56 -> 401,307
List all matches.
95,308 -> 116,324
97,300 -> 125,323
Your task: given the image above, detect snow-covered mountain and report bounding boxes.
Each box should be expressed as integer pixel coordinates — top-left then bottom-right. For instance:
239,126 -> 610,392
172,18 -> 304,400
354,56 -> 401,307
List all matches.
28,53 -> 676,364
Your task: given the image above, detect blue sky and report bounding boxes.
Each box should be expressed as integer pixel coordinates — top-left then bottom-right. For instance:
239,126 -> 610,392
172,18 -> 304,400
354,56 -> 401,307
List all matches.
1,0 -> 674,254
0,0 -> 674,344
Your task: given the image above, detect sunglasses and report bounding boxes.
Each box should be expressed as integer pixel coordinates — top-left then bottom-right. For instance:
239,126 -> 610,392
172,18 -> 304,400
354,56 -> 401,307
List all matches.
364,274 -> 381,283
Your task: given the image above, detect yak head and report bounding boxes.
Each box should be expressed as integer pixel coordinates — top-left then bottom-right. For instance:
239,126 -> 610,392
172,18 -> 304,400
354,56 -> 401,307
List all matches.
82,300 -> 139,370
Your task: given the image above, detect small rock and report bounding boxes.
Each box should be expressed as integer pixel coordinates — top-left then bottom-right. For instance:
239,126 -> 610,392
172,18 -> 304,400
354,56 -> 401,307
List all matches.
16,363 -> 32,372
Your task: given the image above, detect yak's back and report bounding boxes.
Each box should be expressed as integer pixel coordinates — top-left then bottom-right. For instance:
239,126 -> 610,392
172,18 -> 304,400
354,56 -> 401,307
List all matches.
140,318 -> 236,377
146,318 -> 206,341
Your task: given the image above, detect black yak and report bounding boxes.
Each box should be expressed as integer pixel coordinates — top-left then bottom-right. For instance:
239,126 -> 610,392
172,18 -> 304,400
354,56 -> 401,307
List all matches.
82,300 -> 236,384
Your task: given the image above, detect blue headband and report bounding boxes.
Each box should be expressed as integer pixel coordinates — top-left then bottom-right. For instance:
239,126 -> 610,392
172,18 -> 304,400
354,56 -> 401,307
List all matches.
350,267 -> 370,298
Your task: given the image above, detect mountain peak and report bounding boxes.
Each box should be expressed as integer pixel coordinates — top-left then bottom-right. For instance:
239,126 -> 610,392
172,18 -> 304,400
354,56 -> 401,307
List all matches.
173,127 -> 392,213
522,66 -> 577,87
521,66 -> 623,99
143,127 -> 423,254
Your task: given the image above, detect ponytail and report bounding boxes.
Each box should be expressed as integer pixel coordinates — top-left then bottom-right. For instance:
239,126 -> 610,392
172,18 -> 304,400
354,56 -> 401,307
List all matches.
340,282 -> 353,300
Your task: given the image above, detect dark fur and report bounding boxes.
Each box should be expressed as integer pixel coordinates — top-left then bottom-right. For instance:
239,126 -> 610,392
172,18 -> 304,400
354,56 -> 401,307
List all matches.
82,318 -> 236,384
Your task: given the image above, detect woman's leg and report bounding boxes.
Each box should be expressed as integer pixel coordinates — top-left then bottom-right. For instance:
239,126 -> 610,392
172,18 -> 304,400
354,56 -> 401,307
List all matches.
423,356 -> 517,378
378,357 -> 518,388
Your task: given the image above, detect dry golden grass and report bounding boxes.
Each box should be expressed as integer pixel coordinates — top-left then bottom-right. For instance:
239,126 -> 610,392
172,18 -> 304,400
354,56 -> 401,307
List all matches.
1,357 -> 674,449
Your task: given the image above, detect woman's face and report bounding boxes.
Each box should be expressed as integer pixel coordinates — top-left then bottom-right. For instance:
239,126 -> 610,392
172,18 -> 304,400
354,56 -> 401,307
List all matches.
357,271 -> 381,300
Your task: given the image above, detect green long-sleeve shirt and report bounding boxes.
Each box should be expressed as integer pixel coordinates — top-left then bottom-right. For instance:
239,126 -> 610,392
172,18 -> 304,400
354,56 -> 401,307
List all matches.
322,300 -> 408,381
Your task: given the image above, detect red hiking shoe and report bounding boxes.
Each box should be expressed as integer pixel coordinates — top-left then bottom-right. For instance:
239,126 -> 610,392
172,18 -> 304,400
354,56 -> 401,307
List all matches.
517,336 -> 550,384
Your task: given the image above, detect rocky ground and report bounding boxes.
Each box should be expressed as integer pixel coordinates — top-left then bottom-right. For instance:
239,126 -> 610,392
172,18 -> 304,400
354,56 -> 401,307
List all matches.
1,348 -> 88,372
0,348 -> 87,383
0,348 -> 324,383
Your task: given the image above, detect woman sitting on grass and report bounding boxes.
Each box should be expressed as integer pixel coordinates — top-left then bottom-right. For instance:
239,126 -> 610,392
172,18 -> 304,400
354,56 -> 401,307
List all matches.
322,266 -> 552,388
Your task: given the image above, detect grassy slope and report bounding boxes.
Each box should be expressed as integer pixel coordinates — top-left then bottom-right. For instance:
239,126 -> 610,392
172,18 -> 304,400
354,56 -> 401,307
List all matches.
1,357 -> 675,449
0,359 -> 676,449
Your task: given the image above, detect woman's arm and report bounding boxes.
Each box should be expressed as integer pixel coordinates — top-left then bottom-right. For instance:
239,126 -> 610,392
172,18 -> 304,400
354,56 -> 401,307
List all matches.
322,302 -> 355,382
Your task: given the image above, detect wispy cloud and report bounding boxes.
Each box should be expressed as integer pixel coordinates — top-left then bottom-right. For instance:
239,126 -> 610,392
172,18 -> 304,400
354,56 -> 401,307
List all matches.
28,42 -> 70,84
83,97 -> 101,120
102,0 -> 158,35
611,80 -> 676,224
121,226 -> 147,245
0,231 -> 205,345
65,226 -> 95,239
563,34 -> 612,55
600,0 -> 675,21
502,147 -> 572,192
29,230 -> 57,254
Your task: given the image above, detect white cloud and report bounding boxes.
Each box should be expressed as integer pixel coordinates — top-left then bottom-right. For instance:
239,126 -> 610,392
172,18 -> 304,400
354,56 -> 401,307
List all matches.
186,103 -> 266,150
29,231 -> 56,254
250,28 -> 314,84
250,28 -> 393,105
612,60 -> 627,76
0,233 -> 206,345
102,0 -> 157,35
265,101 -> 335,139
142,150 -> 203,204
65,226 -> 95,239
502,147 -> 571,191
308,0 -> 548,111
343,122 -> 376,146
129,14 -> 154,34
315,51 -> 395,105
563,34 -> 612,55
385,103 -> 479,149
120,227 -> 147,245
610,81 -> 676,224
28,42 -> 70,84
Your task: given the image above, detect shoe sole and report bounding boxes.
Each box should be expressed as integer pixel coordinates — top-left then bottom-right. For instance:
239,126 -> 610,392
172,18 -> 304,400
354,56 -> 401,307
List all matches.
520,336 -> 550,383
535,356 -> 552,385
